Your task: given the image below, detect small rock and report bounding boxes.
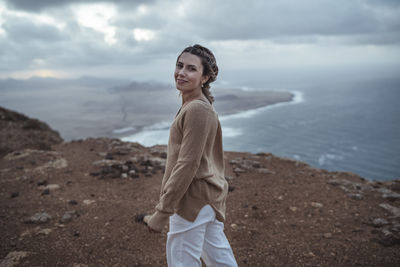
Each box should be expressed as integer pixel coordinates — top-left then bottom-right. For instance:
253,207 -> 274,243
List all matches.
323,233 -> 332,239
311,202 -> 323,208
376,187 -> 392,194
39,184 -> 61,192
92,159 -> 121,167
37,180 -> 48,186
372,218 -> 389,227
24,212 -> 52,224
382,192 -> 400,201
60,210 -> 77,223
130,173 -> 140,179
229,159 -> 240,165
116,148 -> 131,155
378,228 -> 400,247
225,176 -> 234,181
37,228 -> 52,235
0,251 -> 29,267
306,252 -> 316,257
252,162 -> 261,168
348,193 -> 363,200
121,173 -> 128,179
391,223 -> 400,233
234,168 -> 246,173
289,206 -> 298,212
231,223 -> 238,230
68,200 -> 78,205
98,152 -> 107,157
83,199 -> 95,205
41,189 -> 50,196
135,214 -> 146,223
379,203 -> 400,217
257,168 -> 273,174
121,165 -> 129,172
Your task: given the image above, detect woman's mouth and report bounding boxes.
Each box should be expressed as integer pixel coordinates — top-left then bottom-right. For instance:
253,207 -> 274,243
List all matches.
176,79 -> 188,84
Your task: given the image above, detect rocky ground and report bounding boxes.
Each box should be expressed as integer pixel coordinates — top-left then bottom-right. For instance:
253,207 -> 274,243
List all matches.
1,107 -> 400,266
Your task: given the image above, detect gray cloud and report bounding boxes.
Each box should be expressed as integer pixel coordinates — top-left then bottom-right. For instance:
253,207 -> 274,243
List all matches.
3,15 -> 67,43
4,0 -> 153,12
0,0 -> 399,79
166,0 -> 399,44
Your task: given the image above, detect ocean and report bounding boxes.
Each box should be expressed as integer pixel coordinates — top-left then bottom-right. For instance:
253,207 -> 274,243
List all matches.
122,77 -> 400,181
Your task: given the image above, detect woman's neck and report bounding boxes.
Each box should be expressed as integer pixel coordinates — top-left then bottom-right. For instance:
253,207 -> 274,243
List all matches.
181,90 -> 208,106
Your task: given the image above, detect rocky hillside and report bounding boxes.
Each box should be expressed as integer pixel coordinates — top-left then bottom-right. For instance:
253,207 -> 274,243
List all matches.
0,107 -> 63,157
0,108 -> 399,266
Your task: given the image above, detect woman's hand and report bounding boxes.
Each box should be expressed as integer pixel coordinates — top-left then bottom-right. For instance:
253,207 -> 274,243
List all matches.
147,225 -> 161,233
144,215 -> 161,233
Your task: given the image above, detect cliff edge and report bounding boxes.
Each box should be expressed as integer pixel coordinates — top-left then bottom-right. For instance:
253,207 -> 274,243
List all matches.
0,107 -> 63,157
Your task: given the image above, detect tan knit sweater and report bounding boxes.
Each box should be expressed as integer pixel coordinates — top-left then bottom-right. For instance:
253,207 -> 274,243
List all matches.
147,99 -> 228,232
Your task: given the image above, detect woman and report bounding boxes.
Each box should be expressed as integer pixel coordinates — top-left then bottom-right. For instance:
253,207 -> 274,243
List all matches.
146,44 -> 238,267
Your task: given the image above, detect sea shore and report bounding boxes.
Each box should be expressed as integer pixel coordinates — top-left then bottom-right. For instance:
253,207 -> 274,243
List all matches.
110,88 -> 294,140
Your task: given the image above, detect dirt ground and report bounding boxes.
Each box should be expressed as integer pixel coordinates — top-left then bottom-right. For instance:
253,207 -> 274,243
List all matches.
0,136 -> 399,267
0,106 -> 399,266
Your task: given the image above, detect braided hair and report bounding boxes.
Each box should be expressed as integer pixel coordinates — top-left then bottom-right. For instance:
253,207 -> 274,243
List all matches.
178,44 -> 219,104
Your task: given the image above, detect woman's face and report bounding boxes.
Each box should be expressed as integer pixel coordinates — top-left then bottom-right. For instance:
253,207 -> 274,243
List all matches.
174,52 -> 208,93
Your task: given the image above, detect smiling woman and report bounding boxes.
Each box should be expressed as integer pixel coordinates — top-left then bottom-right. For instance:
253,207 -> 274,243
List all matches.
146,44 -> 238,267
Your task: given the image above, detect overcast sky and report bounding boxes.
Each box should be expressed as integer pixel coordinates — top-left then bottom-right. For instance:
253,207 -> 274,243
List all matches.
0,0 -> 399,84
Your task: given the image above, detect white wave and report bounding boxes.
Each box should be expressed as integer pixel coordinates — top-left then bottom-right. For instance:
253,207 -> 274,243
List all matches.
220,90 -> 304,121
293,154 -> 301,160
121,125 -> 243,146
318,153 -> 344,166
240,86 -> 255,91
121,90 -> 303,146
121,128 -> 169,146
223,127 -> 243,138
291,90 -> 304,104
145,121 -> 171,130
113,126 -> 136,134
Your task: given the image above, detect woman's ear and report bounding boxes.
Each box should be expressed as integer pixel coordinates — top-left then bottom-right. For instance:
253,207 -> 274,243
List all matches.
202,75 -> 210,85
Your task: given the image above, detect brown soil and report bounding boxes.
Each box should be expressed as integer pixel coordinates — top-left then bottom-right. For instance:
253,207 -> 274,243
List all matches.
0,107 -> 399,266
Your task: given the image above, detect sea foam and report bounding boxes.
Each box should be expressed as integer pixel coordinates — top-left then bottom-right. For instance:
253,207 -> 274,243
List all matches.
121,90 -> 302,147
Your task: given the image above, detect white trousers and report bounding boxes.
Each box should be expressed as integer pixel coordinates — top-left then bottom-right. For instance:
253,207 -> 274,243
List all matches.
167,205 -> 238,267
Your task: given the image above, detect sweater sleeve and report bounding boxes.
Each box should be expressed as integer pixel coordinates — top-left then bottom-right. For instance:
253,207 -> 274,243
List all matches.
147,103 -> 215,232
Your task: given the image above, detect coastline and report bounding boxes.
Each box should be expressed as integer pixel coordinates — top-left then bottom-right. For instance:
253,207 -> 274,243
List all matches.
119,90 -> 301,146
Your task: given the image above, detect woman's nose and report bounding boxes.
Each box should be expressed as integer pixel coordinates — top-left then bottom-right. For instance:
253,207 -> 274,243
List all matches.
177,67 -> 185,76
